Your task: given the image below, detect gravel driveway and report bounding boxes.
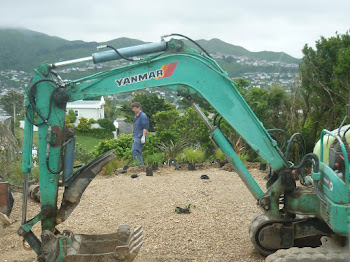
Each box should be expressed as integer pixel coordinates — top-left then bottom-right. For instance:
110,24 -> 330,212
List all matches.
0,164 -> 266,262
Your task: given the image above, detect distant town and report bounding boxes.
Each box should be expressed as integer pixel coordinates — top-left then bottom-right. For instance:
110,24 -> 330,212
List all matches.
0,53 -> 299,99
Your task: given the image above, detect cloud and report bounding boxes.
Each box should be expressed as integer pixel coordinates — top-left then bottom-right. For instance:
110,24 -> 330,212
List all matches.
1,0 -> 349,57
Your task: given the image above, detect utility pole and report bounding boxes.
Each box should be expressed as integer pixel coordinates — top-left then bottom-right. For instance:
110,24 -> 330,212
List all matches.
13,103 -> 16,126
12,103 -> 16,135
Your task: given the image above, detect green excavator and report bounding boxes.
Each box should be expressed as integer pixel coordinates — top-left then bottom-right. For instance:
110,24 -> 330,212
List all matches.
19,34 -> 350,261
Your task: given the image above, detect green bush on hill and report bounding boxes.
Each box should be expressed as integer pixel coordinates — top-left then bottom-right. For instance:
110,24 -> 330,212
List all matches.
97,118 -> 116,131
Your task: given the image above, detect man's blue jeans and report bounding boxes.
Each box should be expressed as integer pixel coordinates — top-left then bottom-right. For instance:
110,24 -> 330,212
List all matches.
131,137 -> 144,165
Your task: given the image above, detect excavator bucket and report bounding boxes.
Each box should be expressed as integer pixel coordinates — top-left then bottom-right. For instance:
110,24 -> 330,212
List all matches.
33,149 -> 143,262
63,225 -> 143,262
38,225 -> 143,262
57,150 -> 116,224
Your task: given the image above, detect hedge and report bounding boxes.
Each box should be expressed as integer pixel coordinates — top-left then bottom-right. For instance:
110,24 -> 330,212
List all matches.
75,128 -> 114,139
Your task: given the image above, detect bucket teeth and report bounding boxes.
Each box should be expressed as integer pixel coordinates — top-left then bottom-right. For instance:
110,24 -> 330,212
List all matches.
127,225 -> 142,246
115,225 -> 143,262
128,227 -> 143,254
61,225 -> 143,262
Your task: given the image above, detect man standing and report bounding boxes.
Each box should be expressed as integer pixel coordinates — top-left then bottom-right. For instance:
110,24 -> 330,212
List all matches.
131,102 -> 149,165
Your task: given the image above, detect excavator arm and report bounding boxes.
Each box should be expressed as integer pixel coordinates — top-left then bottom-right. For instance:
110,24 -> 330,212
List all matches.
19,37 -> 345,261
68,40 -> 288,171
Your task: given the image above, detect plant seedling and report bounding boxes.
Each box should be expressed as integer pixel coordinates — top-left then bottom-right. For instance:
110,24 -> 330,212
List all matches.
175,204 -> 196,214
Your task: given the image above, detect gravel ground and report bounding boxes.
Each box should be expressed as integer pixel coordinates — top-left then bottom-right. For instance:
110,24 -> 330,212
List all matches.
0,164 -> 267,262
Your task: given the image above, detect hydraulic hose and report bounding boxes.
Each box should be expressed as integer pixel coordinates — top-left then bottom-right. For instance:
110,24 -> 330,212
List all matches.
285,133 -> 305,161
102,45 -> 138,62
163,33 -> 212,58
267,129 -> 288,149
292,153 -> 319,173
26,78 -> 58,127
46,144 -> 64,175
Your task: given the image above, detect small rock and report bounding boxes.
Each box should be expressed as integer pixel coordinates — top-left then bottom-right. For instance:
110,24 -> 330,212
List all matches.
200,174 -> 209,180
118,170 -> 127,174
123,165 -> 129,171
131,174 -> 139,179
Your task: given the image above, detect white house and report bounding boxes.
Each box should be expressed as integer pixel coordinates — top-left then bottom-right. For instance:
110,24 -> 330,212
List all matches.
19,97 -> 106,130
66,97 -> 105,121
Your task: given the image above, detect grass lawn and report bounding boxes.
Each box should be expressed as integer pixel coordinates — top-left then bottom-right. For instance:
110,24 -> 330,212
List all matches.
75,135 -> 102,152
15,127 -> 39,147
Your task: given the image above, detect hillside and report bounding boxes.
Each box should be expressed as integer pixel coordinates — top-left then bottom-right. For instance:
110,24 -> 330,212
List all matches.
0,28 -> 300,92
193,38 -> 299,64
0,28 -> 299,73
0,28 -> 146,72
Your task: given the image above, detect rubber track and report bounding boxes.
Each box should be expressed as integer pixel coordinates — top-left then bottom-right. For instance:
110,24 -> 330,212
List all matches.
249,214 -> 272,256
265,246 -> 349,262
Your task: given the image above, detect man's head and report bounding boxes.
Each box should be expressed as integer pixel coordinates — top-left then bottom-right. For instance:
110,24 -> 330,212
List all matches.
131,102 -> 142,114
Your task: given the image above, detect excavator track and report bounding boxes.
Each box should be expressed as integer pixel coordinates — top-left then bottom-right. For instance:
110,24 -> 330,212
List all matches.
249,213 -> 275,256
265,237 -> 349,262
265,247 -> 348,262
249,213 -> 333,257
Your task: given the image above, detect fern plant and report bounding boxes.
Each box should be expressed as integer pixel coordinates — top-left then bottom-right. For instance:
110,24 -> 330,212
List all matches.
158,138 -> 188,162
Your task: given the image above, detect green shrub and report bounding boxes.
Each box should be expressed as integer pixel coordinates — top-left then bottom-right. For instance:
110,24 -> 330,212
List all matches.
215,148 -> 226,162
2,159 -> 24,186
176,152 -> 186,163
154,110 -> 180,143
206,154 -> 216,162
158,138 -> 188,161
31,166 -> 40,180
0,156 -> 36,186
75,142 -> 94,163
183,148 -> 205,163
144,153 -> 164,166
97,118 -> 116,131
89,118 -> 97,124
65,118 -> 73,129
130,159 -> 140,167
175,107 -> 212,150
93,133 -> 161,160
156,130 -> 179,144
103,158 -> 129,176
76,117 -> 91,132
76,128 -> 114,139
239,153 -> 249,163
93,133 -> 133,159
66,109 -> 77,123
142,133 -> 161,156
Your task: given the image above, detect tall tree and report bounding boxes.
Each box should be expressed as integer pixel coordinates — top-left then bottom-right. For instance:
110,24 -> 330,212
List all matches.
104,97 -> 117,121
299,32 -> 350,143
120,93 -> 175,131
233,77 -> 250,91
0,90 -> 24,117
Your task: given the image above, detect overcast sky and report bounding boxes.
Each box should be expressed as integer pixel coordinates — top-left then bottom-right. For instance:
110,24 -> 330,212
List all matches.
1,0 -> 349,58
